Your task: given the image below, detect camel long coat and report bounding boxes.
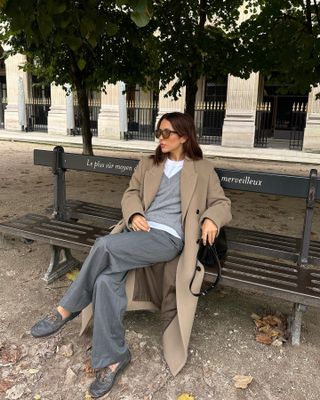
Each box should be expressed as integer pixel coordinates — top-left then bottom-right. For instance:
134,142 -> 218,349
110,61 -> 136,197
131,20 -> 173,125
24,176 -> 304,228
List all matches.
80,156 -> 232,376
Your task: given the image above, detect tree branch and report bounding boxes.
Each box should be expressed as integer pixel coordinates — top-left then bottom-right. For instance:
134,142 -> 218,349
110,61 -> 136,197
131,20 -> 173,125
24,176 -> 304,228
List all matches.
305,0 -> 313,34
280,11 -> 313,35
199,0 -> 207,28
313,0 -> 320,27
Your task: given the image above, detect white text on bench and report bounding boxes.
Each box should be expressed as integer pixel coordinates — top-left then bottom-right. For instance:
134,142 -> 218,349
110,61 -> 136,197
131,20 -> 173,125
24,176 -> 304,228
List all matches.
221,176 -> 263,186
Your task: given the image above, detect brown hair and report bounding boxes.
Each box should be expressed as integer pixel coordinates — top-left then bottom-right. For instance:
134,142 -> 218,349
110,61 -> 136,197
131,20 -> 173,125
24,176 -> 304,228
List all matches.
151,112 -> 203,164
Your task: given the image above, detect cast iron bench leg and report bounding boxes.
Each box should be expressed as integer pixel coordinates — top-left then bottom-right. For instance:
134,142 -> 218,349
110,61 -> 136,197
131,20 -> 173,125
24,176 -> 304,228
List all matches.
43,245 -> 80,284
290,303 -> 307,345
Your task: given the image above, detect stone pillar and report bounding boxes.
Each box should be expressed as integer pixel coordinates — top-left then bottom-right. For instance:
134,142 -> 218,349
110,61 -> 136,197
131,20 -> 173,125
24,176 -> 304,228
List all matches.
98,83 -> 120,139
47,84 -> 67,135
4,53 -> 28,130
156,80 -> 186,126
303,85 -> 320,152
194,77 -> 205,133
222,72 -> 260,148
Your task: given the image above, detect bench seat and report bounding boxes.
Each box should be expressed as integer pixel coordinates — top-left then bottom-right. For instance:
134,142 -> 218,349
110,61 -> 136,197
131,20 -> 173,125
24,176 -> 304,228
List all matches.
208,252 -> 320,307
227,227 -> 320,266
63,199 -> 320,266
0,213 -> 110,251
67,200 -> 123,225
2,213 -> 320,308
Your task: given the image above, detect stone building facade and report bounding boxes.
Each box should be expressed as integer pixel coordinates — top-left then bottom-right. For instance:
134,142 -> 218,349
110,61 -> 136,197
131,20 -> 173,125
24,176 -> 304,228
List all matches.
0,51 -> 319,156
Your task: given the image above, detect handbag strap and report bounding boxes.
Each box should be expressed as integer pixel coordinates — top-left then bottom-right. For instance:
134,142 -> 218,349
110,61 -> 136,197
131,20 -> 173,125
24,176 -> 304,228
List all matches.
189,244 -> 222,297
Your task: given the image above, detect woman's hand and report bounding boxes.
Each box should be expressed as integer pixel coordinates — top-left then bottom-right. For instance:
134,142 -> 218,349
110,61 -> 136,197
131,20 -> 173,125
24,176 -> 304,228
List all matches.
131,214 -> 150,232
201,218 -> 218,245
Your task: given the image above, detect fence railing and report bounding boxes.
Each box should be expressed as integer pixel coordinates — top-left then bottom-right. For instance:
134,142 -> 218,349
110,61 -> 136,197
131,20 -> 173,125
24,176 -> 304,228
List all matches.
125,100 -> 158,141
254,102 -> 272,148
289,102 -> 307,150
194,101 -> 226,145
25,98 -> 50,132
0,97 -> 7,129
255,101 -> 306,150
72,99 -> 101,137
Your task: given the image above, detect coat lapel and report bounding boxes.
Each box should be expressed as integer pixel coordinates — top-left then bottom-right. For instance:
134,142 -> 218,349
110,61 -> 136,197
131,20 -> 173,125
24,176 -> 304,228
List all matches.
143,161 -> 164,210
181,159 -> 198,222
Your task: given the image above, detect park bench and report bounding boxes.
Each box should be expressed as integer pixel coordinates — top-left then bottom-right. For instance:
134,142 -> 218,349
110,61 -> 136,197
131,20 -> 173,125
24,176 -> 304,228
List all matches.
0,145 -> 319,345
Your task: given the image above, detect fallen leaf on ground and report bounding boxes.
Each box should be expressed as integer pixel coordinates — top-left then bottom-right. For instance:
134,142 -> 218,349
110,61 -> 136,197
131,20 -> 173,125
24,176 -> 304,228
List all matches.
83,359 -> 94,376
272,338 -> 284,347
84,392 -> 92,399
65,367 -> 77,385
177,394 -> 195,400
28,368 -> 39,375
256,333 -> 273,345
5,383 -> 30,399
66,269 -> 80,281
262,315 -> 283,326
35,337 -> 59,359
0,379 -> 14,394
233,375 -> 253,389
58,344 -> 73,357
252,313 -> 288,346
0,344 -> 22,366
34,395 -> 41,400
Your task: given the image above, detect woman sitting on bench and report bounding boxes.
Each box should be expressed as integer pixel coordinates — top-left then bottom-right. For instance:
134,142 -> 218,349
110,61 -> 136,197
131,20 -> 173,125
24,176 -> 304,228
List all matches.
31,112 -> 232,398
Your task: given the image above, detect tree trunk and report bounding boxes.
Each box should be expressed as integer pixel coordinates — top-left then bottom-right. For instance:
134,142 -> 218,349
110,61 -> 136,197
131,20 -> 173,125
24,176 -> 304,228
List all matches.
76,85 -> 93,155
185,80 -> 198,120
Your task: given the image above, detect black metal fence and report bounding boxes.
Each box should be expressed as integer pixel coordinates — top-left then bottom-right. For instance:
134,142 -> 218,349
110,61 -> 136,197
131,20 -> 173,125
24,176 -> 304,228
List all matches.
254,102 -> 272,148
125,101 -> 158,141
73,99 -> 100,137
0,98 -> 6,129
255,100 -> 307,150
194,101 -> 226,145
25,98 -> 50,132
289,102 -> 307,150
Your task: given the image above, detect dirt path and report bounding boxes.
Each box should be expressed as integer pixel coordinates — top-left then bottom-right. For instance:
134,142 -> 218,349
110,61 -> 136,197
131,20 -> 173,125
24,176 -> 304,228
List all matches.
0,141 -> 320,400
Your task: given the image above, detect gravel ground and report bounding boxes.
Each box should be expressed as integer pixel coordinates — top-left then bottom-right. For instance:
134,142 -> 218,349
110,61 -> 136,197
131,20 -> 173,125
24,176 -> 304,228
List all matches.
0,141 -> 320,400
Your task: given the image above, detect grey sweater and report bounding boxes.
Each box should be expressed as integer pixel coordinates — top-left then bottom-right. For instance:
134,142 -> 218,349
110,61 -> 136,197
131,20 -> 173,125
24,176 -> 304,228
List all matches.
145,170 -> 183,240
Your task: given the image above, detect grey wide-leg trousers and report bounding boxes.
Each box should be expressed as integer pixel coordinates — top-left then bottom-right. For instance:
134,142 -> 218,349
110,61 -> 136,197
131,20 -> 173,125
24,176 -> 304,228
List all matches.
59,228 -> 183,369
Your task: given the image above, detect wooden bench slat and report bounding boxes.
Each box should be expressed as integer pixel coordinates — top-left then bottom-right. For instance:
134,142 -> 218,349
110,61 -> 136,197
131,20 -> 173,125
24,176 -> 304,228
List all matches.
4,212 -> 320,308
0,214 -> 110,251
46,199 -> 320,266
64,199 -> 320,266
203,252 -> 320,306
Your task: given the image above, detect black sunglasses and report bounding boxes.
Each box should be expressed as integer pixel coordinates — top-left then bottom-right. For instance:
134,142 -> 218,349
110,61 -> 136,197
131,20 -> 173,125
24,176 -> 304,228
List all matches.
155,128 -> 179,139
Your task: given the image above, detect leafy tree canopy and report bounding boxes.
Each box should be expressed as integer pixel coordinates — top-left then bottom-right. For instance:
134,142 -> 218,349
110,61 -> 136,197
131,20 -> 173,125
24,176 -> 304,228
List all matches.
151,0 -> 247,116
0,0 -> 155,90
0,0 -> 156,154
240,0 -> 320,95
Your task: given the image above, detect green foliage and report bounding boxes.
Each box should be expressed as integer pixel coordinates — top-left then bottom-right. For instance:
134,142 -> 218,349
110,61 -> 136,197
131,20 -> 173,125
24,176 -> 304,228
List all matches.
151,0 -> 245,114
0,0 -> 156,153
239,0 -> 320,95
0,0 -> 156,90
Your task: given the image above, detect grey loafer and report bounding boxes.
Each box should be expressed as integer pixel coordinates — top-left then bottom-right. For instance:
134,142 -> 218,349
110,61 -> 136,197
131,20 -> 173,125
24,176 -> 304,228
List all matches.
89,351 -> 131,398
31,311 -> 80,338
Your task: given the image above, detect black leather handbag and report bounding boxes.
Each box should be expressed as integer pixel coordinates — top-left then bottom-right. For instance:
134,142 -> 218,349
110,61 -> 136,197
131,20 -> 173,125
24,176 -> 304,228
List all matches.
189,228 -> 227,297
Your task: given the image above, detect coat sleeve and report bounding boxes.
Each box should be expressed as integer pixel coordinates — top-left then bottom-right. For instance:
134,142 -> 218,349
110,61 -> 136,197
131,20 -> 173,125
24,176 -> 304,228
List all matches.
200,168 -> 232,235
121,158 -> 146,228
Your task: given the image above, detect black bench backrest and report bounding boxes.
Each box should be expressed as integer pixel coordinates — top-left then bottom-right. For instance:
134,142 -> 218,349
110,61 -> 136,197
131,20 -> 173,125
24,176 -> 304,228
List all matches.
34,148 -> 320,199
